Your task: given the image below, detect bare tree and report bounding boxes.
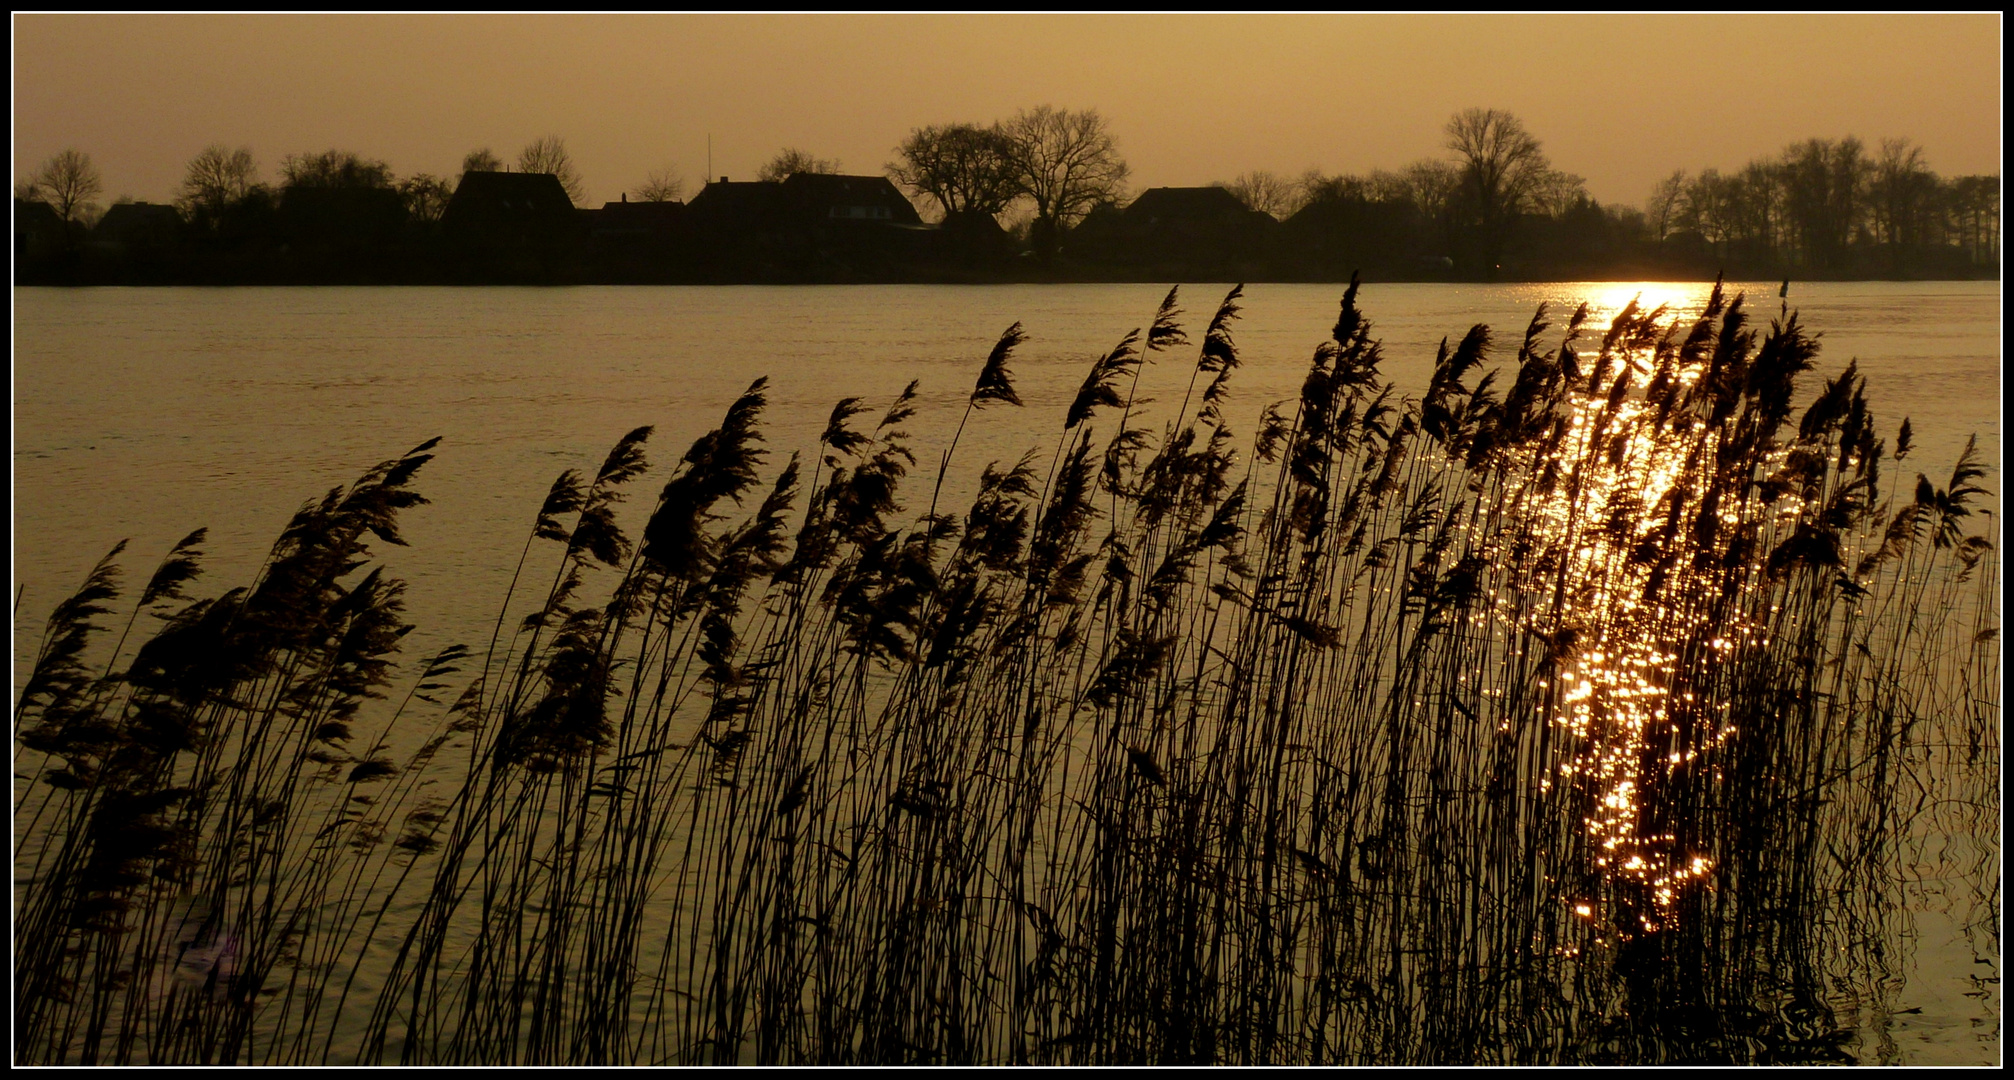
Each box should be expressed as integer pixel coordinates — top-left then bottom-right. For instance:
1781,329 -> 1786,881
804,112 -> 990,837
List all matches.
282,150 -> 393,189
1218,170 -> 1302,219
178,145 -> 259,220
400,174 -> 454,223
462,147 -> 504,175
1870,137 -> 1933,250
636,167 -> 686,202
1444,108 -> 1551,272
29,149 -> 103,224
758,148 -> 841,183
1530,169 -> 1589,219
1945,173 -> 1999,264
1401,159 -> 1462,223
1297,167 -> 1340,204
1300,168 -> 1411,208
887,123 -> 1021,221
519,136 -> 585,204
1780,136 -> 1868,270
1004,105 -> 1129,254
1676,168 -> 1732,245
1647,169 -> 1688,240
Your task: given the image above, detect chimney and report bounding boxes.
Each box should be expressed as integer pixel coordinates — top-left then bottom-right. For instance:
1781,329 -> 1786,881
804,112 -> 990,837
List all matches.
720,176 -> 729,184
621,192 -> 627,203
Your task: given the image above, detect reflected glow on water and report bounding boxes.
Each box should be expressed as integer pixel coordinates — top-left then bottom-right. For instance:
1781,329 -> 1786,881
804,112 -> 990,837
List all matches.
1524,386 -> 1745,916
1582,281 -> 1724,331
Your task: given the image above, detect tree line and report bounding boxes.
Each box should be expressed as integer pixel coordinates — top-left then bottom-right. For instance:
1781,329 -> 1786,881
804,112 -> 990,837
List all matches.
16,107 -> 1999,283
1643,136 -> 1999,273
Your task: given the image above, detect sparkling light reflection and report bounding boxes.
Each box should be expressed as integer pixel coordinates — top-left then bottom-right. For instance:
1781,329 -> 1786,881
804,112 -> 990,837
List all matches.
1504,311 -> 1800,917
1582,282 -> 1720,333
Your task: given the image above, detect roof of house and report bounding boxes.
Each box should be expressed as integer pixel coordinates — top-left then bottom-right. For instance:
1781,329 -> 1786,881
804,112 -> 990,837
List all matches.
687,174 -> 923,230
443,171 -> 577,222
1124,186 -> 1256,225
93,201 -> 184,241
781,173 -> 923,224
14,197 -> 67,234
586,198 -> 687,236
685,180 -> 789,225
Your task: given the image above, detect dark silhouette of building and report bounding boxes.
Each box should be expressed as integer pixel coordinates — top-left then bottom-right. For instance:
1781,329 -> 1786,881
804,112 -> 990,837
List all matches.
1069,186 -> 1275,278
278,185 -> 409,264
583,194 -> 690,281
1276,195 -> 1441,280
442,171 -> 577,241
439,171 -> 582,280
585,194 -> 686,239
932,207 -> 1019,270
683,173 -> 927,280
782,172 -> 923,226
91,201 -> 184,249
14,198 -> 69,264
81,201 -> 186,281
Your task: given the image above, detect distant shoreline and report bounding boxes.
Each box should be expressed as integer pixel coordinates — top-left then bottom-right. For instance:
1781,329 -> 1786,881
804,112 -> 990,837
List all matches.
12,272 -> 2000,288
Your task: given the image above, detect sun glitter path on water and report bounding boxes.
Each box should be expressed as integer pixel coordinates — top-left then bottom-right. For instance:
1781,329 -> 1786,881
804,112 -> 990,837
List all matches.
1513,307 -> 1800,921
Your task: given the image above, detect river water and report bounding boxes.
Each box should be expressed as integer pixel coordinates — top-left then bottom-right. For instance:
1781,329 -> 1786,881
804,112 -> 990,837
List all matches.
11,281 -> 2001,1063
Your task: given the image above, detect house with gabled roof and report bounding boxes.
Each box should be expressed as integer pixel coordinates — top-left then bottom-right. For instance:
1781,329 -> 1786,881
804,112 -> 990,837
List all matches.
14,197 -> 69,263
92,201 -> 184,250
441,171 -> 580,243
438,171 -> 583,279
1070,186 -> 1276,276
585,194 -> 686,240
780,173 -> 922,225
682,172 -> 927,280
582,194 -> 691,281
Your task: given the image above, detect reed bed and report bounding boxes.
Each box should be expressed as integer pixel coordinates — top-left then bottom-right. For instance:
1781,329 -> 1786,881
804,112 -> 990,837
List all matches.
14,280 -> 1999,1065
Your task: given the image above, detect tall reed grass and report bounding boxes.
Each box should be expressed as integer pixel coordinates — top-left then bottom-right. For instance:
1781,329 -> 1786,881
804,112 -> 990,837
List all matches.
14,280 -> 1999,1064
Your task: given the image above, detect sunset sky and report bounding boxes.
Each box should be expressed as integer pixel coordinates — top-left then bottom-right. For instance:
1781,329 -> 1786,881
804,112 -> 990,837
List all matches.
12,13 -> 2002,212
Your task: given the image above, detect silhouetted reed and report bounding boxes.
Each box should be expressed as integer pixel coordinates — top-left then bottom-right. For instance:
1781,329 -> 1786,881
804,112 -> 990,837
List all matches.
14,281 -> 1998,1064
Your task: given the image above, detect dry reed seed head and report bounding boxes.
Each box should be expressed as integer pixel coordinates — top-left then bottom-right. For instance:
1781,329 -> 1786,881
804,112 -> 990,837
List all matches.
642,384 -> 772,577
567,503 -> 633,568
1065,329 -> 1142,430
1254,402 -> 1292,463
1098,423 -> 1155,496
1600,296 -> 1643,361
1744,313 -> 1822,437
972,322 -> 1028,408
822,397 -> 875,456
534,470 -> 587,542
499,607 -> 614,765
1147,285 -> 1189,352
960,461 -> 1036,571
774,766 -> 813,816
730,454 -> 803,575
139,528 -> 209,609
348,759 -> 398,783
593,425 -> 654,489
19,540 -> 130,728
1518,303 -> 1553,366
322,568 -> 415,708
1085,629 -> 1176,709
1031,431 -> 1100,580
1332,272 -> 1364,346
1124,745 -> 1166,786
880,379 -> 921,433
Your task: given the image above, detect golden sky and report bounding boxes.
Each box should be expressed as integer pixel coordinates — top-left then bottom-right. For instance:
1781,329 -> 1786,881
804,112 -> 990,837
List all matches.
12,13 -> 2003,210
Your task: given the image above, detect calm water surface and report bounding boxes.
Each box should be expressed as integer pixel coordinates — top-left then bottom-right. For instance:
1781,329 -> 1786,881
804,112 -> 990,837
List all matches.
12,281 -> 2001,1063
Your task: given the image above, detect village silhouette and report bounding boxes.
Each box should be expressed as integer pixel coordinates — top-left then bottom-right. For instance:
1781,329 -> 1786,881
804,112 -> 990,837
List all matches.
15,109 -> 2000,285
